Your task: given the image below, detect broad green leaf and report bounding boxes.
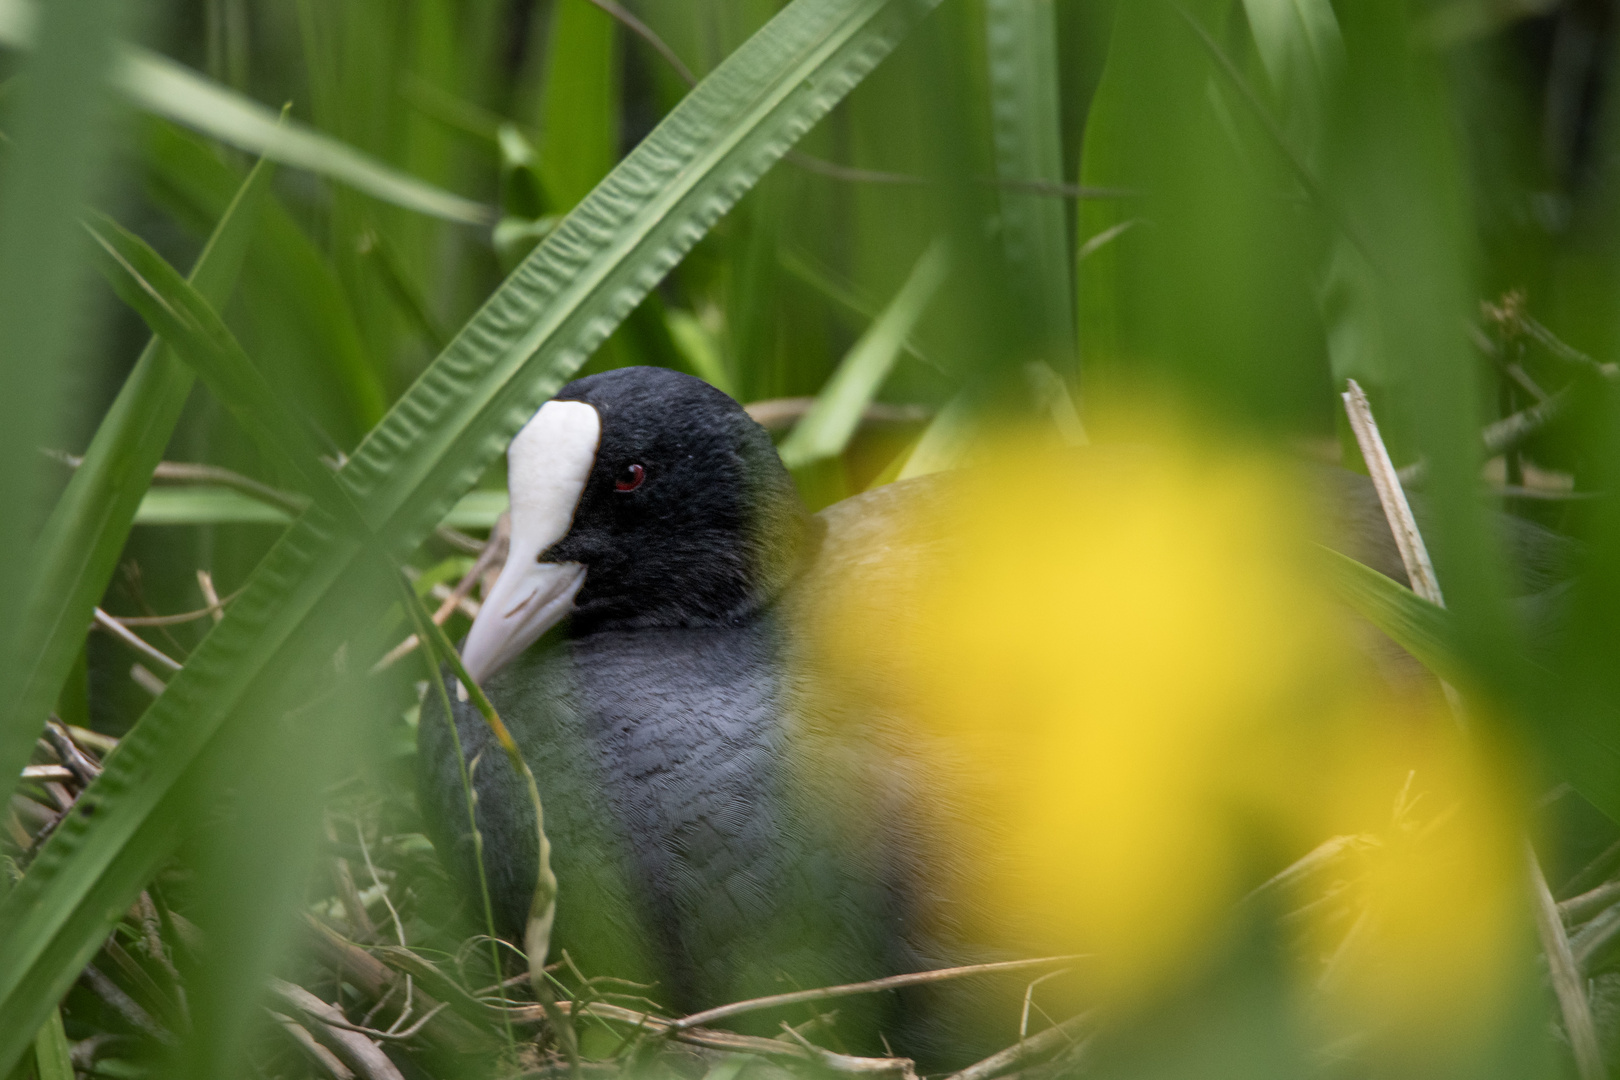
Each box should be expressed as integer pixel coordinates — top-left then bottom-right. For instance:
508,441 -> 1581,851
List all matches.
4,161 -> 273,809
984,0 -> 1073,367
1076,0 -> 1324,428
0,0 -> 135,820
0,0 -> 490,225
779,238 -> 950,468
0,0 -> 944,1069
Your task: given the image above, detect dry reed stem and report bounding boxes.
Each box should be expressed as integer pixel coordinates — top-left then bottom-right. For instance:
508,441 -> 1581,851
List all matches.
1341,378 -> 1605,1080
672,956 -> 1085,1031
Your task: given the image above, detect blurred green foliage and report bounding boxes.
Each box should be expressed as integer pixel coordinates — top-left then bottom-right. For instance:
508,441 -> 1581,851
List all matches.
2,0 -> 1620,1077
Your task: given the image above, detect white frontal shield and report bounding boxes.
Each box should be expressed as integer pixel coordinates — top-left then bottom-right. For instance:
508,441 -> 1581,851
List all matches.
459,400 -> 601,686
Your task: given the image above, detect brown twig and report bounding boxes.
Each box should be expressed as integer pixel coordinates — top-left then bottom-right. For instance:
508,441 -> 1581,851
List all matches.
517,999 -> 916,1076
671,955 -> 1085,1032
744,397 -> 933,433
49,450 -> 312,516
778,1021 -> 916,1078
1572,903 -> 1620,973
436,525 -> 487,554
196,569 -> 226,623
66,724 -> 118,755
82,964 -> 174,1045
943,1011 -> 1093,1080
1245,834 -> 1375,904
1562,880 -> 1620,927
92,608 -> 182,673
271,1012 -> 356,1080
1342,378 -> 1605,1080
269,979 -> 407,1080
44,719 -> 101,785
301,918 -> 496,1055
129,664 -> 168,697
326,819 -> 376,941
103,599 -> 244,628
293,999 -> 452,1043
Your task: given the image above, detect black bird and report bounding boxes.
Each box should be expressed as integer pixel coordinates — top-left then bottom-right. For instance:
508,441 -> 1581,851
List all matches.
418,366 -> 1573,1055
419,367 -> 939,1045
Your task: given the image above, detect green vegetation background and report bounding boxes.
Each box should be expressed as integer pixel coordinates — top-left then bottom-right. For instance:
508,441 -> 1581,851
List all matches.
2,0 -> 1619,1078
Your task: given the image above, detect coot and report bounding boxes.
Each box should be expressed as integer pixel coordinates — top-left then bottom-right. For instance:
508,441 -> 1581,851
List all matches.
417,366 -> 1570,1055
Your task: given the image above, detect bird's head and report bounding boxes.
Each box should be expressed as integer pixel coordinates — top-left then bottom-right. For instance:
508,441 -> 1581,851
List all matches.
460,366 -> 815,683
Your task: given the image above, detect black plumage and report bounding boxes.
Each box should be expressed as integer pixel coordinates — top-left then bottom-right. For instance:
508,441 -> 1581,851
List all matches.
419,369 -> 923,1044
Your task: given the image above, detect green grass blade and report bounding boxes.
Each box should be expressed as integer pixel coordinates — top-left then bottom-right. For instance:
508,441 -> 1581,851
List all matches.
666,307 -> 737,396
83,212 -> 348,513
31,1009 -> 72,1080
0,0 -> 489,225
133,487 -> 295,526
779,238 -> 950,468
1241,0 -> 1343,137
141,119 -> 385,439
1073,5 -> 1132,372
4,162 -> 272,811
897,389 -> 977,481
536,0 -> 621,210
0,0 -> 942,1070
984,0 -> 1073,368
0,0 -> 133,822
118,49 -> 492,225
129,486 -> 508,529
1314,544 -> 1467,687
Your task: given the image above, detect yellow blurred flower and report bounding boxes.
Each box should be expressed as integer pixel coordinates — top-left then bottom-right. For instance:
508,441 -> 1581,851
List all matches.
1301,717 -> 1525,1049
803,418 -> 1524,1040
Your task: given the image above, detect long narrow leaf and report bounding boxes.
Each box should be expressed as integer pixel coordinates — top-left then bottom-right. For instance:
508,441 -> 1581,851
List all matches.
83,213 -> 352,520
0,0 -> 490,225
779,238 -> 950,468
0,0 -> 133,818
0,0 -> 942,1069
898,389 -> 978,480
5,161 -> 272,807
536,0 -> 621,210
141,119 -> 385,438
31,1009 -> 72,1080
130,486 -> 509,529
1315,544 -> 1467,686
118,50 -> 493,225
984,0 -> 1072,365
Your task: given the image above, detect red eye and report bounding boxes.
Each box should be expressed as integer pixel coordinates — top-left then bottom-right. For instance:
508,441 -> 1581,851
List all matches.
614,463 -> 645,492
